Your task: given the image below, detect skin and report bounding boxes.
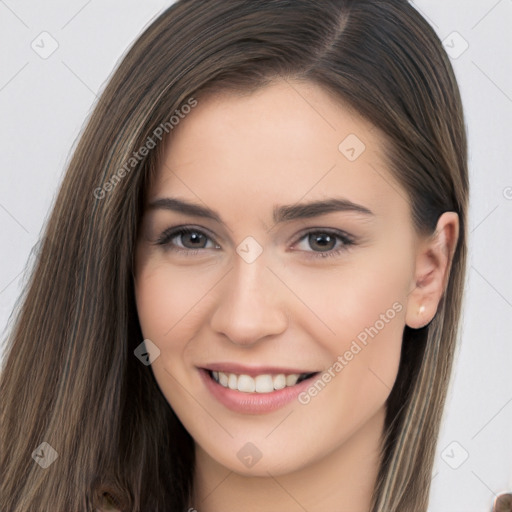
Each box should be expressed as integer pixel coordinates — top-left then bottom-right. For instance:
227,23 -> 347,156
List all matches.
134,79 -> 459,512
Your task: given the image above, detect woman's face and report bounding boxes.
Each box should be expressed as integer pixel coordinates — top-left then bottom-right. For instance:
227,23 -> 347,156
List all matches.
134,80 -> 422,477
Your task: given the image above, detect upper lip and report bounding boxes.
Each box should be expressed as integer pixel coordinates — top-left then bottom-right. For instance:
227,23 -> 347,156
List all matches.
200,362 -> 320,377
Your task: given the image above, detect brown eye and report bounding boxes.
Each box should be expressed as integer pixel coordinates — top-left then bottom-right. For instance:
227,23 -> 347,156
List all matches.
154,227 -> 220,253
308,232 -> 337,252
178,230 -> 209,249
293,229 -> 355,260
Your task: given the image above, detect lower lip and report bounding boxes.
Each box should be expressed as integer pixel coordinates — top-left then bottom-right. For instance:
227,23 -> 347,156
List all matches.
199,368 -> 318,414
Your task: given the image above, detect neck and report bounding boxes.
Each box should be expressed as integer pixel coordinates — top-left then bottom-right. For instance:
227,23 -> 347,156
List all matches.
190,406 -> 386,512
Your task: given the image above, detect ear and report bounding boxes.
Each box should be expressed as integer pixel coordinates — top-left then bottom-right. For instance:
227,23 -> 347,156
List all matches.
405,212 -> 459,329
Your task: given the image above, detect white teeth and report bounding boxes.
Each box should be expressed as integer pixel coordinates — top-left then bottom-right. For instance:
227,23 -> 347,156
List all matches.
272,374 -> 286,390
211,371 -> 309,393
238,374 -> 256,392
218,372 -> 229,387
255,374 -> 274,393
286,374 -> 300,386
228,373 -> 238,390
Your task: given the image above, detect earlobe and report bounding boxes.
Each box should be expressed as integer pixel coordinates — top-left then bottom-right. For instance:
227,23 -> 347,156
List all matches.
406,299 -> 432,330
405,212 -> 459,329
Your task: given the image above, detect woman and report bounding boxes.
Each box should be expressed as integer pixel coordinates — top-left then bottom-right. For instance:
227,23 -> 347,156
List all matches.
0,0 -> 472,510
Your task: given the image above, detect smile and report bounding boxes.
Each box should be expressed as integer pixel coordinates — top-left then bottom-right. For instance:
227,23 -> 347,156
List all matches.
199,366 -> 322,414
209,370 -> 318,393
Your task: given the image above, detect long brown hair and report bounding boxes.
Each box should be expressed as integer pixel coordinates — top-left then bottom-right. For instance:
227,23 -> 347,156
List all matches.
0,1 -> 468,510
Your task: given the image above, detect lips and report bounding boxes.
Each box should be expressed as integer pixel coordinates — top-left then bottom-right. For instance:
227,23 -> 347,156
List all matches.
198,366 -> 321,414
200,363 -> 319,393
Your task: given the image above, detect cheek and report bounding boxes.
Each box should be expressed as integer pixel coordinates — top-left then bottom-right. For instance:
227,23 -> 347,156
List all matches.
135,261 -> 214,342
280,247 -> 409,352
134,264 -> 206,404
135,267 -> 175,341
292,273 -> 405,452
285,250 -> 408,414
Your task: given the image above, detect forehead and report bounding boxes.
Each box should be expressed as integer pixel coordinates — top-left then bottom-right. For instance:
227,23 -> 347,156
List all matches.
149,80 -> 409,224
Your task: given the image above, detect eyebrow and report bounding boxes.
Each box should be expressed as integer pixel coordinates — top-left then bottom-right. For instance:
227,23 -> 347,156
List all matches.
147,197 -> 374,224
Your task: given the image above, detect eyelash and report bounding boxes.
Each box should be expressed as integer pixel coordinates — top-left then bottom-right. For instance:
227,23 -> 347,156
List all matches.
153,226 -> 355,260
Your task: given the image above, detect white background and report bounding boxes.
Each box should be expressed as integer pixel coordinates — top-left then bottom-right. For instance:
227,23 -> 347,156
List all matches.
0,1 -> 511,511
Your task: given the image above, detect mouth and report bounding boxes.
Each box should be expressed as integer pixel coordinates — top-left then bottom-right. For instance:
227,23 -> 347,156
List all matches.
204,368 -> 320,393
198,365 -> 323,414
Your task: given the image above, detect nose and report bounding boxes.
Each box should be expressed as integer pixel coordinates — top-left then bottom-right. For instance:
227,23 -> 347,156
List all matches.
209,252 -> 288,346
